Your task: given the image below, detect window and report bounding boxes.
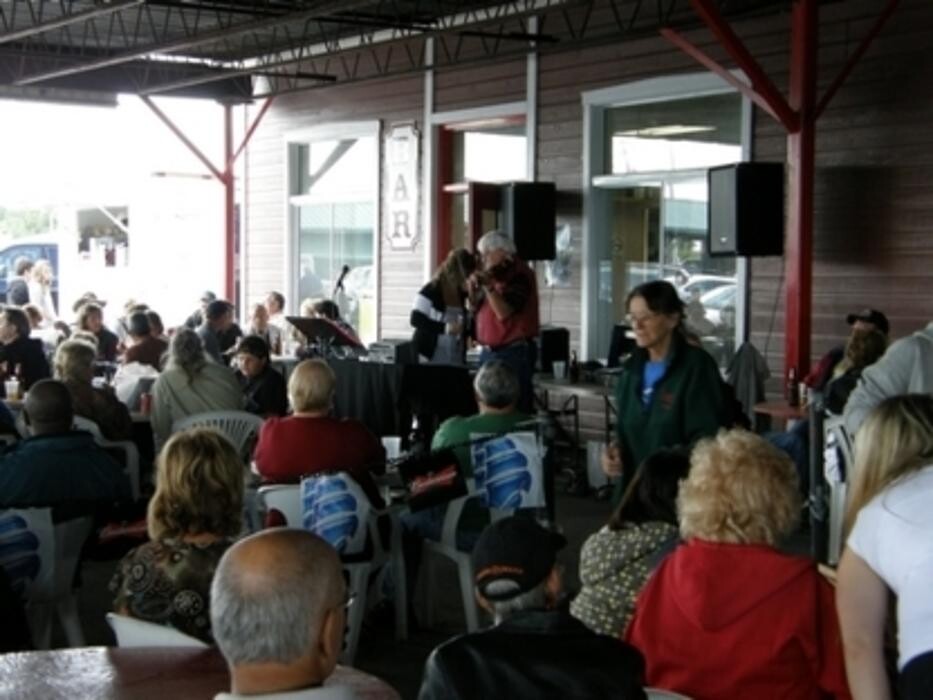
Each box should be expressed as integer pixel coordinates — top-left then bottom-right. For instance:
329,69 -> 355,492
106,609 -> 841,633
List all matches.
584,77 -> 749,369
287,124 -> 379,344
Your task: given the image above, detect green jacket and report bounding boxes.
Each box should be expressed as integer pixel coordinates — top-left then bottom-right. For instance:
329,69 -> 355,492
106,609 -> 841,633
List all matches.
613,334 -> 727,504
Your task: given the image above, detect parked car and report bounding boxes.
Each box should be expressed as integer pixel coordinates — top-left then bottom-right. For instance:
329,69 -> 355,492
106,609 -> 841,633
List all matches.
700,283 -> 736,328
677,274 -> 734,301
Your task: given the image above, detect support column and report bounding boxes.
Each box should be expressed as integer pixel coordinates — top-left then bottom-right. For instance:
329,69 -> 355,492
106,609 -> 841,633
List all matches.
784,0 -> 817,383
224,104 -> 236,303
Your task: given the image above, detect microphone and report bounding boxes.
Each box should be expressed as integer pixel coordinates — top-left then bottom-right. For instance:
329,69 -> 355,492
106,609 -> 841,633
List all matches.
333,264 -> 350,296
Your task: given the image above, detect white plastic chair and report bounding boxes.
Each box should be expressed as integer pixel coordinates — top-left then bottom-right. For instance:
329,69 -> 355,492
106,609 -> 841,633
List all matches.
301,472 -> 407,664
421,431 -> 546,632
823,415 -> 854,566
0,508 -> 92,648
73,415 -> 141,501
172,411 -> 264,461
257,484 -> 302,526
106,611 -> 208,648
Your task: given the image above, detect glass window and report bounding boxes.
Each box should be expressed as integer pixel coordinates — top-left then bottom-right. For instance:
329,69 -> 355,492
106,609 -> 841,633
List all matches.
289,133 -> 378,343
594,91 -> 743,369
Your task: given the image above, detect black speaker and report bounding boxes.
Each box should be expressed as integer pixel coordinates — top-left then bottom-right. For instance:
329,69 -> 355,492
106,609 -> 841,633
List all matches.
708,162 -> 784,257
503,181 -> 556,261
538,325 -> 569,374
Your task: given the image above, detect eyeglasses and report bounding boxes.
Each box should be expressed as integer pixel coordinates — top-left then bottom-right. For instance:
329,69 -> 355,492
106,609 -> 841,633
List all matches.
625,312 -> 661,326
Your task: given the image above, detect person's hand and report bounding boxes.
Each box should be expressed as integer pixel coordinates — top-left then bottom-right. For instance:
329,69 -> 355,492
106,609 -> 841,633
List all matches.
602,442 -> 623,478
445,320 -> 462,336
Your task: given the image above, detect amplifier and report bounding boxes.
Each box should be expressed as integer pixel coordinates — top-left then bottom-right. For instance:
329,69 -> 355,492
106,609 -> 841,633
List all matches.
367,339 -> 417,365
538,326 -> 569,374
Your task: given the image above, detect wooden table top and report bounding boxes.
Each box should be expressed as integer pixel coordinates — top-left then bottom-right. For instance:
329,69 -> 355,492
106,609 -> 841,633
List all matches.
0,646 -> 400,700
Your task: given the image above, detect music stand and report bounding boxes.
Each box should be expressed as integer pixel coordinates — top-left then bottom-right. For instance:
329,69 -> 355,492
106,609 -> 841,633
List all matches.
286,316 -> 365,353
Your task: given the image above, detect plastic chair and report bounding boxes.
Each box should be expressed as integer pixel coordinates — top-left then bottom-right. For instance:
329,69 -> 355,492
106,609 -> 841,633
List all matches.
645,689 -> 693,699
257,484 -> 302,526
421,430 -> 546,632
73,415 -> 141,501
106,612 -> 208,648
301,472 -> 407,664
172,411 -> 264,461
0,508 -> 92,648
823,415 -> 854,566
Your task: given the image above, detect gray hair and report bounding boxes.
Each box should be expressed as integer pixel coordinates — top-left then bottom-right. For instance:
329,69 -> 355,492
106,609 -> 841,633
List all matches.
167,328 -> 206,379
477,230 -> 516,256
210,530 -> 342,666
474,360 -> 520,409
485,580 -> 548,624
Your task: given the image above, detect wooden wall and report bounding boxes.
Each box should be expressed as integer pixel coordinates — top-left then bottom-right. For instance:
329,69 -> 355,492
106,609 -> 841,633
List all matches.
243,0 -> 933,418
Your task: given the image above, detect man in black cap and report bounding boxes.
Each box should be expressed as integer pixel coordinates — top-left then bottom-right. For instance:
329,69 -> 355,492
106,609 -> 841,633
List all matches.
804,307 -> 889,392
417,516 -> 646,700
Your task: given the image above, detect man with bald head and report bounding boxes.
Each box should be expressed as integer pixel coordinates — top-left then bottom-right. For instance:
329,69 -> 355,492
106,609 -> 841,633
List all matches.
0,379 -> 129,519
210,529 -> 353,699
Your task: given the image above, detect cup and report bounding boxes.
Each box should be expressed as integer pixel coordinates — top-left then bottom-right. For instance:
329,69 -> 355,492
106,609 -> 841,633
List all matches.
4,379 -> 20,401
381,436 -> 402,460
552,361 -> 567,380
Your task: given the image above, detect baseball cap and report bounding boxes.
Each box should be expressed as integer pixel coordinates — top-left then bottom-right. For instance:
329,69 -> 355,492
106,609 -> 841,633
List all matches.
72,292 -> 107,313
201,290 -> 217,303
846,308 -> 889,335
472,516 -> 566,602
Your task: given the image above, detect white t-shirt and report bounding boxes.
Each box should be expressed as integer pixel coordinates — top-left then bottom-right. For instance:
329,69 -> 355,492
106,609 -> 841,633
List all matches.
847,464 -> 933,669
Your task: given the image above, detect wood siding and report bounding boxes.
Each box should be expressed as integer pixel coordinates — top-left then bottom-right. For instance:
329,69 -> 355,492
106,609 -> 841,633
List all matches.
244,0 -> 933,422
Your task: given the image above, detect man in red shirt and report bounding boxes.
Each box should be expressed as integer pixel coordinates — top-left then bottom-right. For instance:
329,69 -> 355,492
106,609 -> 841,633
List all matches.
253,359 -> 385,508
470,230 -> 540,412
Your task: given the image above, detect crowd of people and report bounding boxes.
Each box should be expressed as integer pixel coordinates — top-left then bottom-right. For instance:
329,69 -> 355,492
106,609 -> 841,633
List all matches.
0,237 -> 930,700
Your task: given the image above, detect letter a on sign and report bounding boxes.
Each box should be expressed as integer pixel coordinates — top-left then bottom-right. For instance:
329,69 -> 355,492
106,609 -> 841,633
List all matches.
393,174 -> 408,202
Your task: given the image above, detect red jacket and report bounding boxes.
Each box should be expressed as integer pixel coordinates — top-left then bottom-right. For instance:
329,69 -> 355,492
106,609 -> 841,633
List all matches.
254,415 -> 385,507
475,258 -> 539,348
625,539 -> 851,700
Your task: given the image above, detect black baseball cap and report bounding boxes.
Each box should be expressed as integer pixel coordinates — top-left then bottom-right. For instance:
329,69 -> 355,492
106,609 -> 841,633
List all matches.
472,516 -> 566,602
846,308 -> 889,335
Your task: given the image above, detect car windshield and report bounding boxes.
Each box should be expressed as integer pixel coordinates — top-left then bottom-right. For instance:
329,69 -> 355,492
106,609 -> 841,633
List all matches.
701,284 -> 736,309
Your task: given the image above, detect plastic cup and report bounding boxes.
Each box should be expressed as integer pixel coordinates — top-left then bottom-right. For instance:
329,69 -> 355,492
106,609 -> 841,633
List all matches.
4,379 -> 20,401
552,361 -> 567,380
381,436 -> 402,460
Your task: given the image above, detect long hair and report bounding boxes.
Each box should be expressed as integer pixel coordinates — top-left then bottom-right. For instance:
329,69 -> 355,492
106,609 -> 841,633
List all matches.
434,248 -> 477,290
843,394 -> 933,536
608,448 -> 689,529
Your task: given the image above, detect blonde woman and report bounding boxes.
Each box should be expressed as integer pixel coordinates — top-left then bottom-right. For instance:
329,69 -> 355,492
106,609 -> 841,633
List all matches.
837,395 -> 933,700
625,429 -> 850,699
410,248 -> 477,364
54,339 -> 132,440
110,428 -> 244,643
26,259 -> 57,322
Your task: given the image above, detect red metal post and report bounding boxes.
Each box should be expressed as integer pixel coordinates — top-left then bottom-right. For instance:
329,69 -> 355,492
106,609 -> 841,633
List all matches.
224,104 -> 236,303
784,0 -> 817,384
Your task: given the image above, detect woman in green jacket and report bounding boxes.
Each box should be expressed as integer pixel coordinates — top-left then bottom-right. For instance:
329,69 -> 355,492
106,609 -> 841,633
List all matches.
603,280 -> 728,504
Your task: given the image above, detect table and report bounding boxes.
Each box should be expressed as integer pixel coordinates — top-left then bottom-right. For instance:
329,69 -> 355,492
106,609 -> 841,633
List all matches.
0,646 -> 401,699
329,359 -> 476,439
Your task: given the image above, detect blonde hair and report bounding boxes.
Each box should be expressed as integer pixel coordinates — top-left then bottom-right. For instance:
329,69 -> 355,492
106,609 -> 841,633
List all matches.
53,339 -> 97,383
147,428 -> 245,541
32,259 -> 53,286
288,359 -> 335,413
433,248 -> 476,290
844,394 -> 933,536
679,429 -> 799,546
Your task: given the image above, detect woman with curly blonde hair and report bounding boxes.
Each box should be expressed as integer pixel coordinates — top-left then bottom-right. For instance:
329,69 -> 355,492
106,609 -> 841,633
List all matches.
110,428 -> 244,642
625,429 -> 850,699
837,395 -> 933,700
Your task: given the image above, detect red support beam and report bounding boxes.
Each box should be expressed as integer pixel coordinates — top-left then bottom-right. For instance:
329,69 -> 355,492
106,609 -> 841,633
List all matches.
815,0 -> 900,120
224,104 -> 236,303
784,0 -> 818,385
687,0 -> 798,132
140,96 -> 226,184
660,27 -> 787,127
230,96 -> 274,169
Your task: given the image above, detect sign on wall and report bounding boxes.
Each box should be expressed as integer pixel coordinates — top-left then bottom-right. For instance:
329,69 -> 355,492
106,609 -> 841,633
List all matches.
385,122 -> 420,251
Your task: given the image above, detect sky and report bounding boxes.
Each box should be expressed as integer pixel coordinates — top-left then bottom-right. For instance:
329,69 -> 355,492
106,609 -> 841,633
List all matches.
0,95 -> 228,209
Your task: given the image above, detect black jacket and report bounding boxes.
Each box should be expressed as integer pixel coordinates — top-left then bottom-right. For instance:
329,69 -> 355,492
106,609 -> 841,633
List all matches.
410,280 -> 467,361
418,609 -> 647,700
0,336 -> 50,392
6,278 -> 29,306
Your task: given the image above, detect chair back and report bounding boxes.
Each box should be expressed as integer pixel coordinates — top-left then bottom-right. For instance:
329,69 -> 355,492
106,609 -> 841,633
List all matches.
301,473 -> 373,557
106,612 -> 208,648
0,508 -> 55,601
645,689 -> 693,699
257,484 -> 301,526
470,431 -> 545,511
823,414 -> 854,565
172,411 -> 264,460
72,416 -> 141,501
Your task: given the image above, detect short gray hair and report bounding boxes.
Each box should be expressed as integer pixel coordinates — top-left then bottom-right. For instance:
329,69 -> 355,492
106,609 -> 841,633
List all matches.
474,360 -> 520,409
477,230 -> 516,256
167,328 -> 205,379
211,530 -> 342,666
485,580 -> 548,624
